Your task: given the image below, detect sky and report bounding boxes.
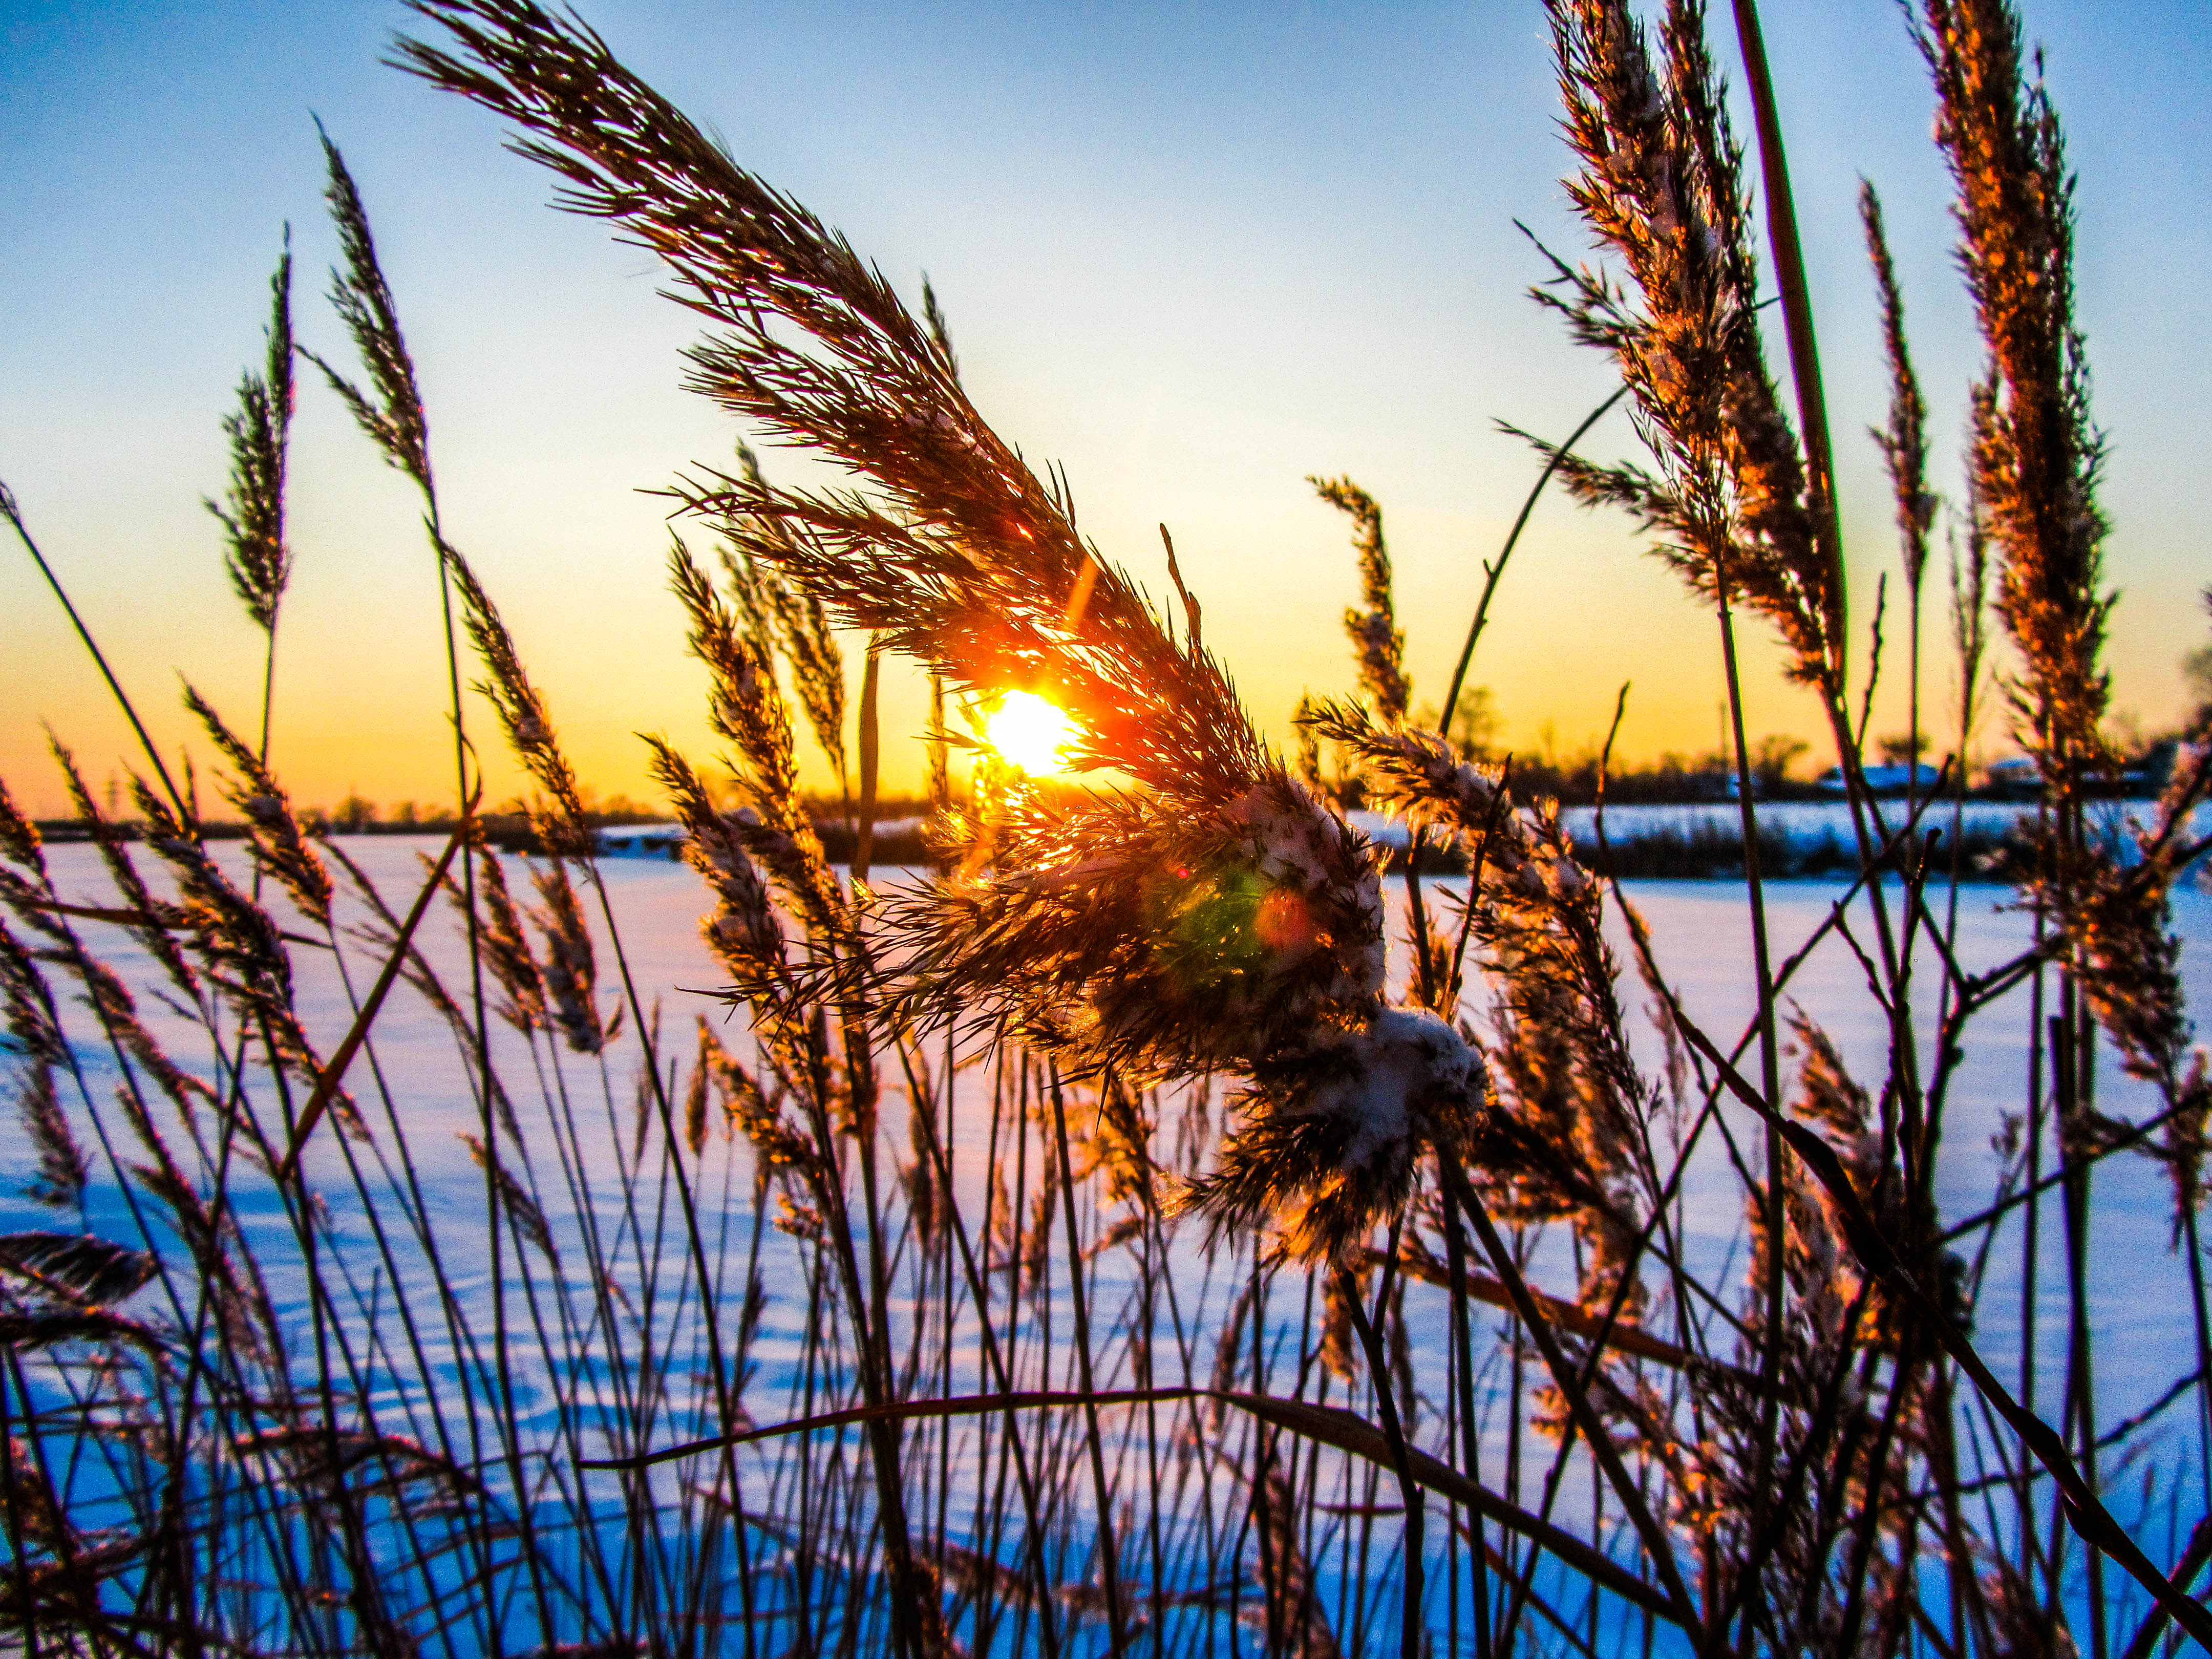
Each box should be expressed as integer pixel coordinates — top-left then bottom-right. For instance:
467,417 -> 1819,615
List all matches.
4,0 -> 2208,819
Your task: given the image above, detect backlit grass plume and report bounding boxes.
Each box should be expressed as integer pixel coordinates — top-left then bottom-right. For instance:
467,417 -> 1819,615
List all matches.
1525,0 -> 1840,691
1859,183 -> 1936,597
665,542 -> 840,940
306,127 -> 432,493
127,777 -> 365,1141
206,240 -> 295,636
730,443 -> 848,787
645,737 -> 786,982
470,841 -> 548,1035
1917,0 -> 2110,777
399,0 -> 1500,1263
396,0 -> 1269,805
1311,475 -> 1410,725
184,683 -> 334,929
440,538 -> 596,857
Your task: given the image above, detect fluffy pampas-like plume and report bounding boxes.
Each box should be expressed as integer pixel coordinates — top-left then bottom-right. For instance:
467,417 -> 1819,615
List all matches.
400,0 -> 1482,1260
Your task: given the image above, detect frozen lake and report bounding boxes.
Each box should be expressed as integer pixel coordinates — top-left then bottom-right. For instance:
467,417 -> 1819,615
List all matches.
22,832 -> 2210,1440
11,828 -> 2211,1648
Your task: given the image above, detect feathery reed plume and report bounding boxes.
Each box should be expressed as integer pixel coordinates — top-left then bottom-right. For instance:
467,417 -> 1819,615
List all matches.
461,1132 -> 557,1258
1917,0 -> 2110,773
1300,698 -> 1572,895
528,859 -> 605,1054
0,780 -> 42,880
731,445 -> 847,784
644,738 -> 786,979
2064,855 -> 2194,1095
1318,1264 -> 1368,1382
207,239 -> 296,635
184,684 -> 333,927
15,1065 -> 86,1213
1310,476 -> 1410,724
44,741 -> 200,997
129,776 -> 365,1138
471,843 -> 546,1034
2,1435 -> 71,1557
440,540 -> 595,856
876,783 -> 1386,1072
715,525 -> 781,669
1785,1009 -> 1962,1335
1859,184 -> 1936,596
1177,1007 -> 1476,1263
1,922 -> 81,1214
921,275 -> 959,375
0,1234 -> 158,1310
1527,0 -> 1839,689
1304,693 -> 1655,1231
3,780 -> 211,1132
305,129 -> 432,492
1,920 -> 70,1073
666,544 -> 842,938
1071,1074 -> 1155,1216
719,1045 -> 812,1183
902,1088 -> 940,1247
127,778 -> 286,997
683,1016 -> 722,1155
397,2 -> 1503,1271
399,1 -> 1272,807
2028,762 -> 2212,1232
0,785 -> 75,964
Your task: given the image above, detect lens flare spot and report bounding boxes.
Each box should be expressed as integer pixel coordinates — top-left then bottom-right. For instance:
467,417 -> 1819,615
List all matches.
988,690 -> 1080,777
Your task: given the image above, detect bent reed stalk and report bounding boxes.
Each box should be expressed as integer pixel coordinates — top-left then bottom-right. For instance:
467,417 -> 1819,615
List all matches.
5,1 -> 2210,1655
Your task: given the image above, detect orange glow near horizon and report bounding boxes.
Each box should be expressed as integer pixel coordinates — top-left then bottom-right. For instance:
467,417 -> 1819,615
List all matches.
987,690 -> 1080,777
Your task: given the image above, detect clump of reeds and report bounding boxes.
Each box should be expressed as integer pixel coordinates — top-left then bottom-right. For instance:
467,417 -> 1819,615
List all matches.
6,1 -> 2210,1656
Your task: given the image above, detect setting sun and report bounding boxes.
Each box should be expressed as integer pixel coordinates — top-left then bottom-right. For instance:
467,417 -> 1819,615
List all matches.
986,689 -> 1080,777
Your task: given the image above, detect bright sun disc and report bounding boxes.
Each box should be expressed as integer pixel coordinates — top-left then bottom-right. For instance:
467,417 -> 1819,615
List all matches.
988,690 -> 1079,777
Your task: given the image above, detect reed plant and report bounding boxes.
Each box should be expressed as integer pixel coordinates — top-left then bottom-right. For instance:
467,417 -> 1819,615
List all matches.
4,0 -> 2210,1655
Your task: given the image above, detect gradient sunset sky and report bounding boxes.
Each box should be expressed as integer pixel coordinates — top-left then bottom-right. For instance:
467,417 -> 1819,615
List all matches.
5,0 -> 2207,818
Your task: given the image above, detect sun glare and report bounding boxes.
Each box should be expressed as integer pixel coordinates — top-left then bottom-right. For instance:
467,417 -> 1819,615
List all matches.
987,690 -> 1080,777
